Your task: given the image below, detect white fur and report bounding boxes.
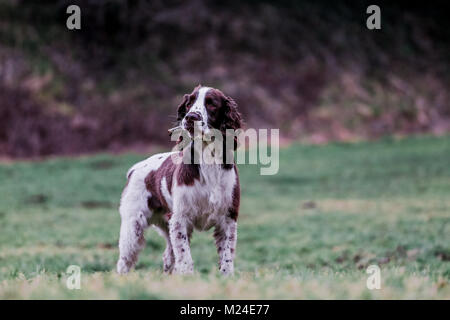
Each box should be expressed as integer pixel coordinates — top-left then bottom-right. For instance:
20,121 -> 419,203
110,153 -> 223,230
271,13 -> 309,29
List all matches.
170,163 -> 237,275
117,152 -> 175,274
160,176 -> 173,208
181,86 -> 210,133
117,150 -> 238,275
175,165 -> 235,230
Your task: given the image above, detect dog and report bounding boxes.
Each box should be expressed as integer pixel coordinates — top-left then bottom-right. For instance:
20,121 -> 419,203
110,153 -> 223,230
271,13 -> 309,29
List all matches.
116,85 -> 242,275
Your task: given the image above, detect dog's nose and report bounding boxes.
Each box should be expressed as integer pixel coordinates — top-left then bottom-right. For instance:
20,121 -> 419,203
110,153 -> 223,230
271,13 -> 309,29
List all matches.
185,112 -> 202,123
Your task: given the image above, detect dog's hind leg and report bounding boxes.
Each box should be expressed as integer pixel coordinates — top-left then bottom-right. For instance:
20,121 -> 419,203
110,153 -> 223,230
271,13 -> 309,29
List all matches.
116,184 -> 150,274
117,210 -> 148,274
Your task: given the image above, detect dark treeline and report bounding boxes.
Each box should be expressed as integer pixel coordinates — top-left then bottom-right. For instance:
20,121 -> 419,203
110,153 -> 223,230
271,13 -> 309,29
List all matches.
0,0 -> 449,157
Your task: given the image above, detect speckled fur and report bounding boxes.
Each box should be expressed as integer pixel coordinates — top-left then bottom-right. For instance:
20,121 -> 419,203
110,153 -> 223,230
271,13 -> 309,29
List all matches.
117,86 -> 241,275
116,152 -> 239,275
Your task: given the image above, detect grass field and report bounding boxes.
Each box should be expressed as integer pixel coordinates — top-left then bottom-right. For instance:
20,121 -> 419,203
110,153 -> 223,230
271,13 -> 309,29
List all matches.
0,135 -> 449,299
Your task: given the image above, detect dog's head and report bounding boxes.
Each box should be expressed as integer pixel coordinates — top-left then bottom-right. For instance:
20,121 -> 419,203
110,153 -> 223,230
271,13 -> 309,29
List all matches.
176,85 -> 242,141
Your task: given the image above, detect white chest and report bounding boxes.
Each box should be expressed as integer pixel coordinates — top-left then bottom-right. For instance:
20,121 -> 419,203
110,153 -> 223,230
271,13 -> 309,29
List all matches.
173,165 -> 236,230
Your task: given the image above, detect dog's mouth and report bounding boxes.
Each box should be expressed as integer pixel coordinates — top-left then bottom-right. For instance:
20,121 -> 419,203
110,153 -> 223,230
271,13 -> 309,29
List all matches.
182,121 -> 208,137
168,122 -> 211,145
183,122 -> 195,135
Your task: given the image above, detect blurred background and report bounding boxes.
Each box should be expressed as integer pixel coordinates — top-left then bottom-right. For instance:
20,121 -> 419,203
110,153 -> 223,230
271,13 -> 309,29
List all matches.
1,0 -> 449,157
0,1 -> 449,299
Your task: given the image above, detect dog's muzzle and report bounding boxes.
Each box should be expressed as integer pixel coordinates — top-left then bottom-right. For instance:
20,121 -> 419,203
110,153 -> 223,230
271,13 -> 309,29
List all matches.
183,112 -> 204,135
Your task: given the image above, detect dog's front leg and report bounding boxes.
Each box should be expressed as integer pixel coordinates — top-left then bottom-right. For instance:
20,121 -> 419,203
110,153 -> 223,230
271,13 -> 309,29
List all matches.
214,217 -> 237,275
169,213 -> 194,274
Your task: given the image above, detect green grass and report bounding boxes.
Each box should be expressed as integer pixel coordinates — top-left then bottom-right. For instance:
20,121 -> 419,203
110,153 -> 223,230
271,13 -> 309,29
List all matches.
0,135 -> 449,299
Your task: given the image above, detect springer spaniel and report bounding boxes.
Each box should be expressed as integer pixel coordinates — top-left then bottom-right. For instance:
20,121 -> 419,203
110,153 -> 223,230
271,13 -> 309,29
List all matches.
117,85 -> 242,275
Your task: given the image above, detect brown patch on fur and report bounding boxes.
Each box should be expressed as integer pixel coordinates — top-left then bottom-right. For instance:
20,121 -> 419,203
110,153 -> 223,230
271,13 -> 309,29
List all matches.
147,194 -> 163,212
144,156 -> 176,213
202,89 -> 242,169
176,163 -> 200,186
177,85 -> 201,121
176,147 -> 200,187
229,166 -> 240,221
204,89 -> 242,143
160,157 -> 175,194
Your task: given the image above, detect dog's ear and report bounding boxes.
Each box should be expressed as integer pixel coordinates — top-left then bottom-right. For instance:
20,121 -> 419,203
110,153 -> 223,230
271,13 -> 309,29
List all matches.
220,95 -> 242,151
221,95 -> 242,131
177,94 -> 189,121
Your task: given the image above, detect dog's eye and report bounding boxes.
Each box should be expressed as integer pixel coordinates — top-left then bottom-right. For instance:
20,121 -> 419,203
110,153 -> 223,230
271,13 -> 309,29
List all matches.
206,99 -> 216,110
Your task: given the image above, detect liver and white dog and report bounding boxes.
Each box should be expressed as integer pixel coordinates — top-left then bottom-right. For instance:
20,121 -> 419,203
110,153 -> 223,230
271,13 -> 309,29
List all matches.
116,85 -> 242,275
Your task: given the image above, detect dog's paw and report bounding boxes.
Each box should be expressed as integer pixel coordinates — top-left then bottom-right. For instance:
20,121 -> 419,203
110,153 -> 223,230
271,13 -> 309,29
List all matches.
219,262 -> 234,276
173,260 -> 194,275
116,258 -> 131,274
